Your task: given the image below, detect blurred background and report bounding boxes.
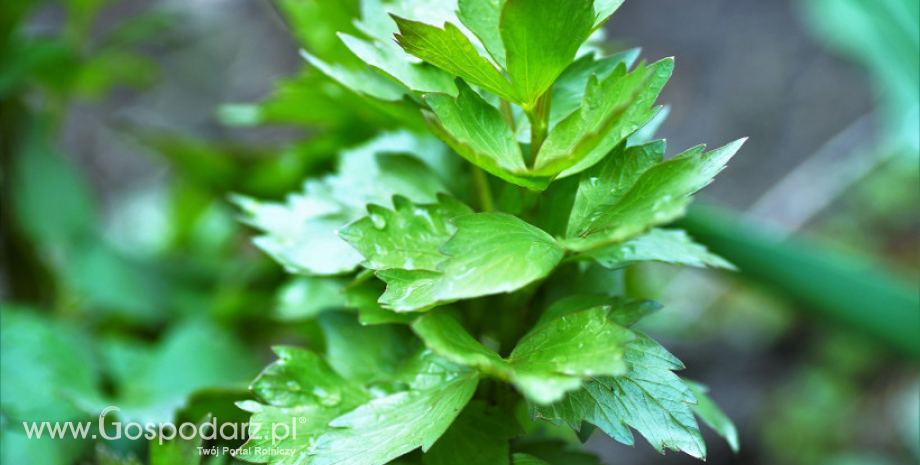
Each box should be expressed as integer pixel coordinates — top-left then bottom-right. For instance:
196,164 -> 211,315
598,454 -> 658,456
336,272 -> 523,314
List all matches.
1,0 -> 917,464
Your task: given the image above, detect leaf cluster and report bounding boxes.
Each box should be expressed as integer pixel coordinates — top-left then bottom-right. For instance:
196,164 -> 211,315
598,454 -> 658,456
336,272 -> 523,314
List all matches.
233,0 -> 745,464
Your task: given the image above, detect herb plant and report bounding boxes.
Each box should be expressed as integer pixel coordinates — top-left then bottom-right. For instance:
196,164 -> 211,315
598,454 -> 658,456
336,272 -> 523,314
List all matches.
235,0 -> 744,463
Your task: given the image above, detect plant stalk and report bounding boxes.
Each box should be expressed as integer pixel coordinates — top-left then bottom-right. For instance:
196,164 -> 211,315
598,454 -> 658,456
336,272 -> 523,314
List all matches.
499,99 -> 516,131
525,88 -> 552,167
471,166 -> 495,212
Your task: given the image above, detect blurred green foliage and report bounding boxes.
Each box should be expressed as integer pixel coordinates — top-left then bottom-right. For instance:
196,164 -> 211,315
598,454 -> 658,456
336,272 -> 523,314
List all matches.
799,0 -> 919,152
1,0 -> 917,464
1,0 -> 288,463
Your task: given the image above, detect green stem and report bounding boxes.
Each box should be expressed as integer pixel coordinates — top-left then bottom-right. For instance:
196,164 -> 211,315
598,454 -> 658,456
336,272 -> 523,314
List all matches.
499,99 -> 516,131
471,166 -> 495,212
525,88 -> 552,167
519,186 -> 541,223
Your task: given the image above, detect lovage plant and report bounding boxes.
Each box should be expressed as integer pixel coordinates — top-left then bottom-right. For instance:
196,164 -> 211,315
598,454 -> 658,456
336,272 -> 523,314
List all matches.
235,0 -> 743,463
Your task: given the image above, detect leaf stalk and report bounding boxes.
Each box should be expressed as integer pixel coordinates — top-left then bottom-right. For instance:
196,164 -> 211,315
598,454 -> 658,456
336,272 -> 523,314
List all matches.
471,166 -> 495,212
525,88 -> 552,168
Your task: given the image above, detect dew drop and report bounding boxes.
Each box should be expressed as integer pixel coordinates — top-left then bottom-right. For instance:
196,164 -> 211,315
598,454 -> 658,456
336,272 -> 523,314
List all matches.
370,213 -> 387,229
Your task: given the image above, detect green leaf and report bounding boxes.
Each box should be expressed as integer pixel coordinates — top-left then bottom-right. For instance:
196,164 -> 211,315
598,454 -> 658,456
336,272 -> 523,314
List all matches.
424,81 -> 548,190
355,0 -> 460,45
345,279 -> 417,325
334,133 -> 456,204
537,294 -> 660,329
239,321 -> 440,463
435,213 -> 565,301
500,0 -> 595,106
274,0 -> 360,61
251,346 -> 367,409
378,269 -> 445,312
509,307 -> 633,404
339,33 -> 458,95
237,347 -> 371,464
304,51 -> 409,102
424,400 -> 520,465
531,332 -> 706,459
91,319 -> 259,425
582,228 -> 735,270
513,49 -> 642,145
11,118 -> 97,245
458,0 -> 506,66
339,194 -> 473,271
627,105 -> 670,146
0,306 -> 99,423
686,380 -> 740,453
412,308 -> 633,404
567,140 -> 664,236
549,49 -> 640,131
393,15 -> 520,102
533,58 -> 673,178
235,132 -> 450,275
311,352 -> 479,465
606,299 -> 661,327
592,0 -> 625,28
411,312 -> 509,377
219,65 -> 423,134
378,214 -> 565,312
233,187 -> 360,275
318,311 -> 416,384
274,276 -> 348,321
564,138 -> 746,251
